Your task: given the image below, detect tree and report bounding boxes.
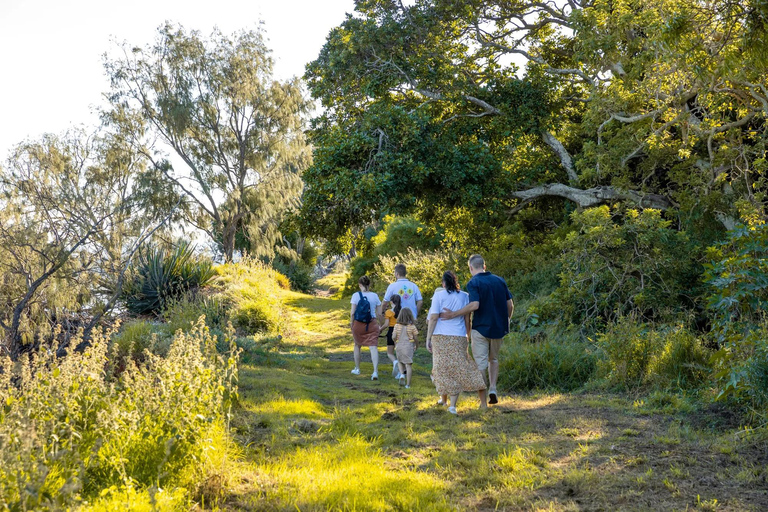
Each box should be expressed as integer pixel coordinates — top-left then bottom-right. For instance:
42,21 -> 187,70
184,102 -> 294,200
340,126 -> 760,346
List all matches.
105,23 -> 311,262
300,0 -> 768,244
0,128 -> 173,358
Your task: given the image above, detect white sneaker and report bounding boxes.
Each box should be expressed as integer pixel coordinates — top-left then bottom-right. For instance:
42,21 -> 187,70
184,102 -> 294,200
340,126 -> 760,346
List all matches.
399,375 -> 405,386
437,398 -> 445,406
404,385 -> 410,389
371,372 -> 378,380
448,406 -> 458,415
392,360 -> 399,377
351,368 -> 360,375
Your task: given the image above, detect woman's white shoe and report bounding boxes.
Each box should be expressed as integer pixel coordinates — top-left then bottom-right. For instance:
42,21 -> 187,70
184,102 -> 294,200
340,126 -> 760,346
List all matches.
448,406 -> 458,415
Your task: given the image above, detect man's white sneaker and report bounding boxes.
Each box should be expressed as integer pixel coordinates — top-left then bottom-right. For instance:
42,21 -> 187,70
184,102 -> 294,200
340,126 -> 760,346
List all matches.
351,368 -> 360,375
371,372 -> 378,380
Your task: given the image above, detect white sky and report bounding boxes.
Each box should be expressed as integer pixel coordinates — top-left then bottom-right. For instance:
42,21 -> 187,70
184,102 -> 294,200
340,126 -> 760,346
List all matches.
0,0 -> 356,157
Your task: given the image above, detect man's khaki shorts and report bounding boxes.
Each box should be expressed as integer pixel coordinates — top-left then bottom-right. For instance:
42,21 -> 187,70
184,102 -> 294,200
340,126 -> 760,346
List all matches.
470,329 -> 503,372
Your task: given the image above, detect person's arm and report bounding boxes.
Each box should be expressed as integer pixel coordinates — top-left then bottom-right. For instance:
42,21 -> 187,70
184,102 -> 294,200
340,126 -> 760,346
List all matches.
411,326 -> 419,349
464,313 -> 471,339
350,304 -> 357,329
507,299 -> 514,319
426,314 -> 438,353
440,301 -> 479,320
416,300 -> 423,316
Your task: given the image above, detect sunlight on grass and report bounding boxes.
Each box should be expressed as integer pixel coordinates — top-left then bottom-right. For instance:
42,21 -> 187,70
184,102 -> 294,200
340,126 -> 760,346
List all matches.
253,435 -> 451,511
251,397 -> 330,418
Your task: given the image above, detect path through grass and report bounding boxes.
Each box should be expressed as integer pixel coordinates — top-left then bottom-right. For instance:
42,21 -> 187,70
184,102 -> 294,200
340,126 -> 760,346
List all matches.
224,285 -> 768,511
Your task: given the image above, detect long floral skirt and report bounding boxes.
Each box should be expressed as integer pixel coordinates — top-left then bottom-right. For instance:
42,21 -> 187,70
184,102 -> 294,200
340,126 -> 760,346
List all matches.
431,334 -> 487,396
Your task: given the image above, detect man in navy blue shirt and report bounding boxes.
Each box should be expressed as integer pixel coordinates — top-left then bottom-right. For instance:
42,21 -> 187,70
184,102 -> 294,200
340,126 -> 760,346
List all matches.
440,254 -> 514,405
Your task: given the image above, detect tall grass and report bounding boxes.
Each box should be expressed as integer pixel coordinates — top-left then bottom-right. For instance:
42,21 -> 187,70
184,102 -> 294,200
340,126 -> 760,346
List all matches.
498,334 -> 599,392
0,319 -> 239,510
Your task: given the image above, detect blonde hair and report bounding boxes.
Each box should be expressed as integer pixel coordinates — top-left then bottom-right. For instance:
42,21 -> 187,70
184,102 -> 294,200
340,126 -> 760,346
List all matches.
396,307 -> 415,325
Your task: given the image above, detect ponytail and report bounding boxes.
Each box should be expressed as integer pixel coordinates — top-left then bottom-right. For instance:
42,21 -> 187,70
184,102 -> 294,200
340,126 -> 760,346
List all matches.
391,294 -> 402,318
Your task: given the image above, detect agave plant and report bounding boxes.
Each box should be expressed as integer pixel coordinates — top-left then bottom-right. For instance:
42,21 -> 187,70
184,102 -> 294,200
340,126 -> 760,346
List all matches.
122,241 -> 215,315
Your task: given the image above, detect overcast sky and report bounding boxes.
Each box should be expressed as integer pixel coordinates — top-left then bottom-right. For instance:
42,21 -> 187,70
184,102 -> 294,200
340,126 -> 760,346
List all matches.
0,0 -> 356,157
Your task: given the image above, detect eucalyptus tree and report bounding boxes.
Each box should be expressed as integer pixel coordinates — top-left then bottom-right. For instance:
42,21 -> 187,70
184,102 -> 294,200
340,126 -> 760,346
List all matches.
0,129 -> 174,358
105,23 -> 312,262
301,0 -> 768,243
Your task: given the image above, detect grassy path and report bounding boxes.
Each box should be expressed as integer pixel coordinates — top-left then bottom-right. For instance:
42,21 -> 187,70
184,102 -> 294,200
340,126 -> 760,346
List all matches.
223,287 -> 768,511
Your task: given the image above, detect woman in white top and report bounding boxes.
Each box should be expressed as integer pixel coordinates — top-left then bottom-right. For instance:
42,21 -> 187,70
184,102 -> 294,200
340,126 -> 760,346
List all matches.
350,275 -> 382,380
426,271 -> 487,414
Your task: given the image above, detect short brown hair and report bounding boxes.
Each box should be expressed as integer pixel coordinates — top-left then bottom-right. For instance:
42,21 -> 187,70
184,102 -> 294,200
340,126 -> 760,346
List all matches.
394,264 -> 407,277
468,254 -> 485,270
358,275 -> 371,289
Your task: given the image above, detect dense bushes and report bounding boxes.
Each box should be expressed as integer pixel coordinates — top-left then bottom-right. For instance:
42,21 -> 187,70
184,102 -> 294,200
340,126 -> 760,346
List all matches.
498,335 -> 599,392
705,224 -> 768,419
122,242 -> 215,315
213,259 -> 287,335
555,207 -> 702,327
0,319 -> 238,510
596,319 -> 710,390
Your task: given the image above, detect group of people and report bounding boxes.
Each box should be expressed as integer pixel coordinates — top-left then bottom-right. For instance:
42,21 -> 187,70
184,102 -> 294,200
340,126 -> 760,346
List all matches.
349,255 -> 514,414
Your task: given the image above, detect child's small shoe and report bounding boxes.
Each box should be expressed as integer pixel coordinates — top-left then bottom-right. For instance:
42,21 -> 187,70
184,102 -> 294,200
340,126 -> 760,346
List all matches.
399,375 -> 405,386
371,372 -> 378,380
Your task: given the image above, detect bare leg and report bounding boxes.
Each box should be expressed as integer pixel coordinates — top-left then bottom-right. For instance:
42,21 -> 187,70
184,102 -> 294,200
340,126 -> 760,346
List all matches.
449,394 -> 459,409
478,389 -> 488,409
398,361 -> 405,377
353,344 -> 361,370
405,363 -> 412,386
369,346 -> 379,375
489,360 -> 499,393
441,394 -> 448,405
387,345 -> 396,363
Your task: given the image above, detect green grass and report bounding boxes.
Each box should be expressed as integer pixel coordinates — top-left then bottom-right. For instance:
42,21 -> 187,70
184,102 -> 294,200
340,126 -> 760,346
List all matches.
221,290 -> 768,511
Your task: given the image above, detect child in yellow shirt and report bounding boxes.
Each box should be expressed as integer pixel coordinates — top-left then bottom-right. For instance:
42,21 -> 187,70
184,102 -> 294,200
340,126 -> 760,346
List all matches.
380,294 -> 402,378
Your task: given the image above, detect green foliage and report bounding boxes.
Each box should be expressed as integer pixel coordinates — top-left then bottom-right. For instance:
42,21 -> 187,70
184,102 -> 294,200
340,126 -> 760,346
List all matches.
343,215 -> 450,296
213,259 -> 287,334
0,319 -> 239,510
596,318 -> 710,390
704,224 -> 768,417
273,246 -> 315,293
498,335 -> 599,392
371,249 -> 457,308
556,207 -> 702,327
122,242 -> 215,316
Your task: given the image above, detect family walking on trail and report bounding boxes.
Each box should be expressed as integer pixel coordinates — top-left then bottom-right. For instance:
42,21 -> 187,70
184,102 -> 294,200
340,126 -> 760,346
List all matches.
349,255 -> 514,415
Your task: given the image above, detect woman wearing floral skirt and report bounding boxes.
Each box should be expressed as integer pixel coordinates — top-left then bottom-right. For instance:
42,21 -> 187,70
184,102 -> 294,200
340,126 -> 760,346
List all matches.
426,271 -> 487,414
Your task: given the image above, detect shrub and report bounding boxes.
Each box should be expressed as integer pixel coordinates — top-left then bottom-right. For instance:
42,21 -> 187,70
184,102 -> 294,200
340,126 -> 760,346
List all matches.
110,318 -> 165,360
498,334 -> 599,392
122,241 -> 215,315
273,245 -> 316,292
163,294 -> 228,333
556,207 -> 702,328
371,249 -> 458,309
0,319 -> 239,509
214,258 -> 286,334
596,318 -> 710,390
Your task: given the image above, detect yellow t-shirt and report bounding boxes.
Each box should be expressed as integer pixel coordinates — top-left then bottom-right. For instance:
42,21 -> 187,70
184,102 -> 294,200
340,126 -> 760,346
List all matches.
393,323 -> 418,343
385,309 -> 397,327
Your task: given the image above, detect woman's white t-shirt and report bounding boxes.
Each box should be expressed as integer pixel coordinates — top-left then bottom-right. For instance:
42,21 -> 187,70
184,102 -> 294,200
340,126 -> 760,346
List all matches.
428,289 -> 469,336
350,291 -> 382,312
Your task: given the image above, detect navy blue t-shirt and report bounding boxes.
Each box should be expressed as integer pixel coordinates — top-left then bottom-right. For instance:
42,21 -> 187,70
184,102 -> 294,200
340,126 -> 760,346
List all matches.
466,272 -> 513,339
